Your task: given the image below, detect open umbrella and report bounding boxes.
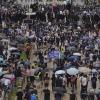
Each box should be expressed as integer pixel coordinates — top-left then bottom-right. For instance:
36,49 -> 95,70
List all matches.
67,46 -> 76,51
66,68 -> 79,75
8,47 -> 18,51
28,35 -> 35,39
91,69 -> 97,73
67,55 -> 79,62
82,36 -> 89,40
93,61 -> 100,67
73,53 -> 81,56
55,70 -> 65,75
64,64 -> 76,69
11,52 -> 20,55
79,67 -> 91,73
95,89 -> 100,94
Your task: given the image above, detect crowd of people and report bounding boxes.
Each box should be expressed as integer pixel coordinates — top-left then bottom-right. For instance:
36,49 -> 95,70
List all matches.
0,1 -> 100,100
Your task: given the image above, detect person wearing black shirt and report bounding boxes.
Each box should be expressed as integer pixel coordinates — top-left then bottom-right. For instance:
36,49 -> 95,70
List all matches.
16,89 -> 23,100
96,93 -> 100,100
88,92 -> 95,100
43,87 -> 50,100
55,93 -> 62,100
91,74 -> 97,90
70,90 -> 77,100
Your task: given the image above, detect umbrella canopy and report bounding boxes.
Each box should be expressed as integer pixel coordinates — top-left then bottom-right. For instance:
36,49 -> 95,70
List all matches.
11,52 -> 20,55
95,89 -> 100,94
93,61 -> 100,68
67,46 -> 76,51
85,45 -> 94,50
28,35 -> 35,39
91,69 -> 97,73
55,70 -> 65,75
8,47 -> 18,51
82,36 -> 89,40
73,53 -> 81,56
67,55 -> 79,62
64,64 -> 76,69
66,68 -> 79,75
79,67 -> 91,73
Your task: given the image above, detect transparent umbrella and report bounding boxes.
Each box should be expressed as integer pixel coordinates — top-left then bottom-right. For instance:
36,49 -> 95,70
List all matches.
67,68 -> 79,75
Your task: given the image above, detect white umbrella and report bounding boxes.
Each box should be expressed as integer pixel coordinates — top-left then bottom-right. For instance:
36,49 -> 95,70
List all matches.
29,35 -> 35,39
8,47 -> 18,51
79,67 -> 91,73
73,53 -> 81,56
67,68 -> 79,75
95,89 -> 100,94
91,69 -> 97,73
55,70 -> 65,75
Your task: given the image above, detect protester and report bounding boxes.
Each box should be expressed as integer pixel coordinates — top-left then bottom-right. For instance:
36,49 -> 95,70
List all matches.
88,90 -> 95,100
43,73 -> 50,87
70,90 -> 77,100
43,86 -> 50,100
91,74 -> 97,90
55,93 -> 62,100
30,66 -> 35,86
70,75 -> 77,89
16,88 -> 23,100
80,74 -> 88,92
0,1 -> 100,100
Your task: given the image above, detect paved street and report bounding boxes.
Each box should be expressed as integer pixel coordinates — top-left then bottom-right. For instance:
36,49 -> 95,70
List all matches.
30,43 -> 100,100
0,1 -> 100,100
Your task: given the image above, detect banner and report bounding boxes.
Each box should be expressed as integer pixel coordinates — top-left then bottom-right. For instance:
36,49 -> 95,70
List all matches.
48,50 -> 61,59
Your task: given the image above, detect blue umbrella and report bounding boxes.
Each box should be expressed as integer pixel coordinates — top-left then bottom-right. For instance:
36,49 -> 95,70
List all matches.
64,64 -> 76,69
82,36 -> 89,40
67,55 -> 79,62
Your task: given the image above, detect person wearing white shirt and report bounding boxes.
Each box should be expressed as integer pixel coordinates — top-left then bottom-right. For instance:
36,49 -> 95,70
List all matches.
4,79 -> 11,86
80,74 -> 88,92
30,67 -> 35,85
89,53 -> 94,64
